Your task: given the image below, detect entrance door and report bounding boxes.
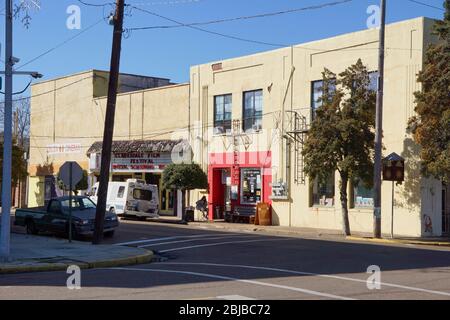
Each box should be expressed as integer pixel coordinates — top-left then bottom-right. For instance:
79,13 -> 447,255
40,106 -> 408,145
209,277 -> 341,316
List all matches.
443,184 -> 450,235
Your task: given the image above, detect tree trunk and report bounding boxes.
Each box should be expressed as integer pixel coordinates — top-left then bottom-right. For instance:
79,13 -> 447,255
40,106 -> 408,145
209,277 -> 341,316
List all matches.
340,173 -> 351,236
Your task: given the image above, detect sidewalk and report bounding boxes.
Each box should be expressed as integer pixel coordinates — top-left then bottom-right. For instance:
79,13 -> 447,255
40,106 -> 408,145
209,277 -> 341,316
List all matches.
185,221 -> 450,248
0,234 -> 153,274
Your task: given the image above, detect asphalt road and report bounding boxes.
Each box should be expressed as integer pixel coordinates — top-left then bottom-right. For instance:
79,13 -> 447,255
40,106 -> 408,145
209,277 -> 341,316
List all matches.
1,219 -> 450,300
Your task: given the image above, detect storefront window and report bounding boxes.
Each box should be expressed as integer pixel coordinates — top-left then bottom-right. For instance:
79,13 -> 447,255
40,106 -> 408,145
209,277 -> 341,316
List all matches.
312,174 -> 335,207
240,168 -> 262,204
354,184 -> 374,208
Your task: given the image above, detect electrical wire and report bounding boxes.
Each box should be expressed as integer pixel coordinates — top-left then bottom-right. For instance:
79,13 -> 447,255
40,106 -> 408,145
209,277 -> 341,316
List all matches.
128,0 -> 353,31
15,18 -> 106,71
406,0 -> 445,11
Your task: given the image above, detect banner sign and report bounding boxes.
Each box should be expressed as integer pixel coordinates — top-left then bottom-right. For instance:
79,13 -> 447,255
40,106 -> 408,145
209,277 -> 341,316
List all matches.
47,143 -> 82,155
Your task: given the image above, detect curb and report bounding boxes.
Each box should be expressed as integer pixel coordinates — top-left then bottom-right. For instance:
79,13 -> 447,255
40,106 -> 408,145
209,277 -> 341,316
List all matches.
345,236 -> 450,247
0,251 -> 153,275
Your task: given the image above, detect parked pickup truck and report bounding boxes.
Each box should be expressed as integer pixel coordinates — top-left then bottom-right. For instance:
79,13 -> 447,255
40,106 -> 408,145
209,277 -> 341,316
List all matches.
15,196 -> 119,238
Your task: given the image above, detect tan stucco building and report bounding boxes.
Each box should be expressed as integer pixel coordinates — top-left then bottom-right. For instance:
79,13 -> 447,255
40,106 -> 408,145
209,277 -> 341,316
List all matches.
28,17 -> 449,237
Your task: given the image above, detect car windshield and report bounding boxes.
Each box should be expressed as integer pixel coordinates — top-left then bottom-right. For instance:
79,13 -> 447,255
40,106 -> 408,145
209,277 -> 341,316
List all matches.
61,198 -> 96,210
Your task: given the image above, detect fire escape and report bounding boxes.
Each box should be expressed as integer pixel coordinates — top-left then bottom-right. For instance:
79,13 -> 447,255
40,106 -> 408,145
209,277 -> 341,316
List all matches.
285,111 -> 309,185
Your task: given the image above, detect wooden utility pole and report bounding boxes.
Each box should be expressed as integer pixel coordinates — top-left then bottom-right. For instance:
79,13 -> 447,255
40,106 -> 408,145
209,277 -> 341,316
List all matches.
373,0 -> 387,239
93,0 -> 125,244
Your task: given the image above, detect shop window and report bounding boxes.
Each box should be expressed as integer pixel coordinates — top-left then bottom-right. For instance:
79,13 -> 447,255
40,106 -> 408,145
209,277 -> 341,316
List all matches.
311,79 -> 336,120
312,174 -> 335,207
241,168 -> 262,205
353,183 -> 374,208
214,94 -> 232,134
243,90 -> 263,132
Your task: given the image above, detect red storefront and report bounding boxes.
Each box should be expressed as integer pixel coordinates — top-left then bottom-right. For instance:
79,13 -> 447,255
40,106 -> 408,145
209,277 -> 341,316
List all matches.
207,151 -> 272,221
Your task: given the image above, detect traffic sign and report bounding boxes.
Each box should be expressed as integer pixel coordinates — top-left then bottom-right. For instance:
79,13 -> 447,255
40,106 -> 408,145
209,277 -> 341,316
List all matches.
59,161 -> 83,189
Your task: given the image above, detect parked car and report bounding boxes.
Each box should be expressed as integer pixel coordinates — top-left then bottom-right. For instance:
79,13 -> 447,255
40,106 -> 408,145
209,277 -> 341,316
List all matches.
14,196 -> 119,238
90,179 -> 159,220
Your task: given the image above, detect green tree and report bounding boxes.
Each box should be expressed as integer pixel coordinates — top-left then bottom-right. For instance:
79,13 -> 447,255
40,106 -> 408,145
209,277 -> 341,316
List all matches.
408,2 -> 450,183
303,59 -> 376,236
162,163 -> 208,219
0,142 -> 28,187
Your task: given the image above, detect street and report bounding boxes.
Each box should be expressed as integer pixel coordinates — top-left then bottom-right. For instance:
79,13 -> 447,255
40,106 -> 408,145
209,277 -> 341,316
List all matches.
1,220 -> 450,300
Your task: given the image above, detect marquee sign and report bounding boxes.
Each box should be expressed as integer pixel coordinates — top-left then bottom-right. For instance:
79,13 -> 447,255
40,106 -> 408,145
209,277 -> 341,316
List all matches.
111,152 -> 173,173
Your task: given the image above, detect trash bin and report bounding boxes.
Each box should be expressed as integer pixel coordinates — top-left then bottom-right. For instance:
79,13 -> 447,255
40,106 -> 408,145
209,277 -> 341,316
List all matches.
256,202 -> 271,226
185,207 -> 195,222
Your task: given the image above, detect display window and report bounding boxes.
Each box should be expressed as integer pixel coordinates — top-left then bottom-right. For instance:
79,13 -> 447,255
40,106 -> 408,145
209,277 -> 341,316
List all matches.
240,168 -> 262,204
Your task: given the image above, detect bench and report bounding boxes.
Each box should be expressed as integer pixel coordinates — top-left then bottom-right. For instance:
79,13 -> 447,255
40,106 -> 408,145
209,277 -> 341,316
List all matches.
226,206 -> 257,224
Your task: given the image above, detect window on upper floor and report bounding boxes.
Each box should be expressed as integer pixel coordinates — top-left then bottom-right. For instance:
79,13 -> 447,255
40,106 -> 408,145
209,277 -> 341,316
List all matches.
311,79 -> 336,121
243,90 -> 263,132
214,94 -> 232,135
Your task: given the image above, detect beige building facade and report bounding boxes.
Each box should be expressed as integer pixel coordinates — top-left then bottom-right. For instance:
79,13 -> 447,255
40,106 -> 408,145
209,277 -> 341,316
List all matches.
28,17 -> 449,237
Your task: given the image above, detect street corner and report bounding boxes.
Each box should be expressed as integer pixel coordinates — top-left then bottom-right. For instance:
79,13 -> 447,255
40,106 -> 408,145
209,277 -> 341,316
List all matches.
0,234 -> 154,274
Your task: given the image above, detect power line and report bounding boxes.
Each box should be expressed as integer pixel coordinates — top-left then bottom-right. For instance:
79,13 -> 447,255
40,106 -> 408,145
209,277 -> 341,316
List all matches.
406,0 -> 445,11
128,0 -> 353,31
129,4 -> 288,47
15,18 -> 106,70
77,0 -> 114,7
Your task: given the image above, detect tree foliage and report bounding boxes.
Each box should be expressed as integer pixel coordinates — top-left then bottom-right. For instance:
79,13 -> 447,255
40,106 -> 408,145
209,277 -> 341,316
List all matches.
408,3 -> 450,183
0,142 -> 28,187
302,59 -> 376,235
162,163 -> 208,191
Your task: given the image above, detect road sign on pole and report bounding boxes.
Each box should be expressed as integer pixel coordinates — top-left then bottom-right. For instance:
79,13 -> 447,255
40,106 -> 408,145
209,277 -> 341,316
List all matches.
59,161 -> 83,243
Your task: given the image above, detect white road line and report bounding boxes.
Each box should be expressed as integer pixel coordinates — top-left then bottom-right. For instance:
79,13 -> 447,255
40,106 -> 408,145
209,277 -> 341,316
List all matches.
114,234 -> 233,246
159,238 -> 293,253
217,295 -> 256,300
138,235 -> 260,248
159,262 -> 450,298
107,267 -> 355,300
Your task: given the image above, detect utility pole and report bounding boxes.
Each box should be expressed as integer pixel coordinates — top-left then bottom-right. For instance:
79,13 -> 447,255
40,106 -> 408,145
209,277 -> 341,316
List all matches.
93,0 -> 125,244
0,0 -> 14,259
373,0 -> 387,239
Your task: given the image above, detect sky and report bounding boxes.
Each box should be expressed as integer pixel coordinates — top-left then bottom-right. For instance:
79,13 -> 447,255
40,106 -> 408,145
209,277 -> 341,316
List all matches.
0,0 -> 447,96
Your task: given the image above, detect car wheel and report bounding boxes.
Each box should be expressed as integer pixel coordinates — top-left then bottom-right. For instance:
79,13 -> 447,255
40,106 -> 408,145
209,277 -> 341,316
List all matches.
26,220 -> 38,235
104,230 -> 115,238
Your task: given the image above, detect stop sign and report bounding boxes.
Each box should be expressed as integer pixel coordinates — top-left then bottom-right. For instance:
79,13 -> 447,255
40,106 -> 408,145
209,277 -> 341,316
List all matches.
59,161 -> 83,189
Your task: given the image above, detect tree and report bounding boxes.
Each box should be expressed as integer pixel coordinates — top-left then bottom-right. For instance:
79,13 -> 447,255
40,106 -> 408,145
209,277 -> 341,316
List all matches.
302,59 -> 376,236
162,163 -> 208,219
408,2 -> 450,183
0,97 -> 30,148
0,142 -> 28,187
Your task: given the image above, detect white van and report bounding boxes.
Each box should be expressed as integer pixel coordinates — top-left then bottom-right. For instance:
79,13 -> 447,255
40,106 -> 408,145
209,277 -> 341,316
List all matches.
90,179 -> 159,219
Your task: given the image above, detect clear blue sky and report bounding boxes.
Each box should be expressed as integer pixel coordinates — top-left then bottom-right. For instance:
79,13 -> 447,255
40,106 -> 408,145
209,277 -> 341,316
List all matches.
0,0 -> 446,95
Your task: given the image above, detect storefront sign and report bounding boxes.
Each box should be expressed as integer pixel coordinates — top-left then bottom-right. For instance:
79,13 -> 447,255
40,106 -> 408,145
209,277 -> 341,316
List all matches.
111,152 -> 173,172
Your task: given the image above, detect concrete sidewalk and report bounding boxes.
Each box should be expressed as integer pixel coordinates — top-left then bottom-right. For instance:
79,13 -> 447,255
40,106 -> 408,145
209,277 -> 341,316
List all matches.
186,221 -> 450,248
0,234 -> 153,274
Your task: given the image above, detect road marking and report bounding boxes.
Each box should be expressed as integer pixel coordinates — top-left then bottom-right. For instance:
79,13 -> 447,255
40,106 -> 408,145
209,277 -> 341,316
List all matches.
217,295 -> 256,300
138,235 -> 259,248
114,234 -> 234,246
159,262 -> 450,298
107,267 -> 355,300
159,238 -> 293,253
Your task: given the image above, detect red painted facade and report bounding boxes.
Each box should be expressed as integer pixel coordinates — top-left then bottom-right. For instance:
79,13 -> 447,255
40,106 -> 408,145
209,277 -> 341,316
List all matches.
207,151 -> 272,220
